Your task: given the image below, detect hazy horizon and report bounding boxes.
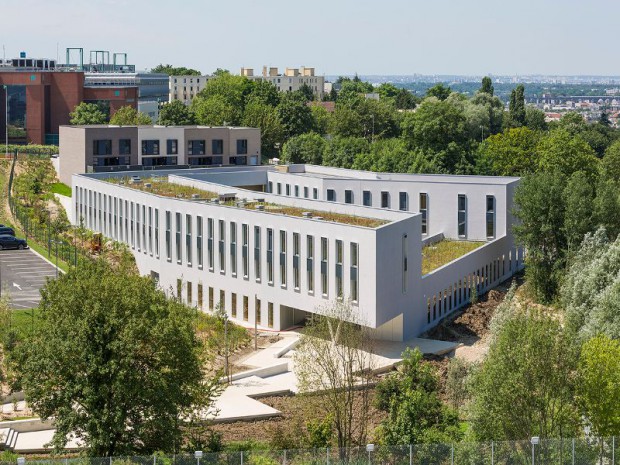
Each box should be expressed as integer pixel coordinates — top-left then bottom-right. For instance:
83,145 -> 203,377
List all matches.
3,0 -> 618,76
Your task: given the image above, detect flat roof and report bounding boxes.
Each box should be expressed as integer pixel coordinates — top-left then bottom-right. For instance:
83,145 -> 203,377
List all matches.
60,124 -> 258,130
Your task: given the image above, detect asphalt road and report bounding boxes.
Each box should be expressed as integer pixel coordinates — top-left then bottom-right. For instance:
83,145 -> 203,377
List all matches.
0,249 -> 59,309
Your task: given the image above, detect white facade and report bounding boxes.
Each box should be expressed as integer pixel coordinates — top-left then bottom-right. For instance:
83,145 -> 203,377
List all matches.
71,165 -> 523,341
169,75 -> 214,104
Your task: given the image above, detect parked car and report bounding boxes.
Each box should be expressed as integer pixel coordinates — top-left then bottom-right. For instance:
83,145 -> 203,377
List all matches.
0,235 -> 27,250
0,227 -> 15,236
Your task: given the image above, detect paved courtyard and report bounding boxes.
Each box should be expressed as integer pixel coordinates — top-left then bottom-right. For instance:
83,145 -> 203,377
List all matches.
0,249 -> 59,309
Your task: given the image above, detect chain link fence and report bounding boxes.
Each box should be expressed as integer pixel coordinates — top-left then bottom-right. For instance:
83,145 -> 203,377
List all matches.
0,438 -> 617,465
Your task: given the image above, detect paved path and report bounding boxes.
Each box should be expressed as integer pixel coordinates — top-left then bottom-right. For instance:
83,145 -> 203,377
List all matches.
0,249 -> 58,309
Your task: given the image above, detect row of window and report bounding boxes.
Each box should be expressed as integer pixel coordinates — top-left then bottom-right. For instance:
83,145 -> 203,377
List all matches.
92,138 -> 248,156
75,188 -> 360,302
426,249 -> 522,324
176,284 -> 276,328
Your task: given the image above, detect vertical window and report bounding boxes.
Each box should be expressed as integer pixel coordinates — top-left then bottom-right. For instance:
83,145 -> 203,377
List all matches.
155,209 -> 159,258
219,220 -> 226,272
198,284 -> 203,309
209,287 -> 214,310
177,279 -> 182,299
242,224 -> 249,278
268,181 -> 273,193
307,235 -> 315,293
345,190 -> 353,204
136,203 -> 141,251
175,212 -> 182,263
327,189 -> 336,202
286,184 -> 291,196
293,233 -> 300,290
231,293 -> 237,318
130,202 -> 135,248
303,186 -> 309,198
313,188 -> 318,200
399,192 -> 408,211
187,281 -> 192,306
280,230 -> 287,287
219,290 -> 225,312
321,237 -> 328,296
230,223 -> 237,276
243,295 -> 249,321
268,302 -> 274,328
294,185 -> 299,197
277,183 -> 282,195
363,191 -> 372,207
486,195 -> 495,239
148,207 -> 152,254
186,214 -> 192,265
267,228 -> 274,283
350,243 -> 359,302
119,200 -> 124,242
142,205 -> 146,252
458,194 -> 467,237
420,193 -> 428,235
255,297 -> 261,325
254,226 -> 261,280
402,234 -> 408,293
165,211 -> 171,260
381,191 -> 390,208
335,240 -> 343,298
197,216 -> 203,268
208,218 -> 214,270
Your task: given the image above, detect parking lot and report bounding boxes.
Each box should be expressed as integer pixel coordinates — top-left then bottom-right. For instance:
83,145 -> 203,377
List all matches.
0,249 -> 59,309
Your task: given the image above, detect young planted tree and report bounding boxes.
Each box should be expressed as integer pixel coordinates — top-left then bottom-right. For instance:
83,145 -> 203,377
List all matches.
109,106 -> 153,125
294,301 -> 375,458
69,102 -> 108,125
19,258 -> 220,456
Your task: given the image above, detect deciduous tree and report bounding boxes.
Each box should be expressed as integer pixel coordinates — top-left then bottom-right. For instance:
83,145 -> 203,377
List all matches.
110,106 -> 152,125
158,100 -> 196,126
69,102 -> 108,125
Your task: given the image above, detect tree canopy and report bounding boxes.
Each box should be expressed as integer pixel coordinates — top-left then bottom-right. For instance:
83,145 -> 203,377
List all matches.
70,102 -> 108,125
158,100 -> 197,126
109,106 -> 153,126
151,64 -> 202,76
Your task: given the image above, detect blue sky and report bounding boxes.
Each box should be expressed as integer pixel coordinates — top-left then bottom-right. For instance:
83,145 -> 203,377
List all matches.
2,0 -> 618,76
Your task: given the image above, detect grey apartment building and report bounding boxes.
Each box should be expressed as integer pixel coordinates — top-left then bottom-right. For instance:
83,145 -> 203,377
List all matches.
58,125 -> 261,184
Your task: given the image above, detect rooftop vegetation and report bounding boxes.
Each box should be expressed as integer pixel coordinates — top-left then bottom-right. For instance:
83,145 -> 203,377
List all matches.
104,176 -> 389,228
422,240 -> 484,275
105,176 -> 219,200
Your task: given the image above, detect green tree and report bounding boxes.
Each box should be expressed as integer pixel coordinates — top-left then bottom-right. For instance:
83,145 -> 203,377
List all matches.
594,178 -> 620,240
281,133 -> 326,165
478,127 -> 540,176
577,335 -> 620,437
192,94 -> 239,126
562,229 -> 620,340
602,140 -> 620,180
298,83 -> 315,102
310,104 -> 331,135
425,83 -> 452,101
558,111 -> 587,136
247,80 -> 280,107
376,348 -> 462,445
276,92 -> 316,139
470,91 -> 504,135
599,111 -> 611,127
537,129 -> 599,178
479,76 -> 494,96
157,100 -> 197,126
109,106 -> 153,125
470,300 -> 579,440
564,171 -> 595,253
241,101 -> 284,157
151,64 -> 201,76
513,171 -> 567,302
352,139 -> 437,174
191,73 -> 254,125
322,136 -> 370,169
19,259 -> 219,456
395,88 -> 418,109
525,106 -> 548,131
69,102 -> 108,125
507,84 -> 526,127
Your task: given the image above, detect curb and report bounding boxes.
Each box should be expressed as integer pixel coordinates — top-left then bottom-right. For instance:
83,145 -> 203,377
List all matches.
27,247 -> 66,275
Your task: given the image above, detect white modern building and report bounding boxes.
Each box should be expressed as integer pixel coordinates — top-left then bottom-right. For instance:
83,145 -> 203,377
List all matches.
169,75 -> 215,104
71,165 -> 523,341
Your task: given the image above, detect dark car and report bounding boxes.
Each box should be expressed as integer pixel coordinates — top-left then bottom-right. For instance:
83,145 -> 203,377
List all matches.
0,235 -> 27,250
0,227 -> 15,236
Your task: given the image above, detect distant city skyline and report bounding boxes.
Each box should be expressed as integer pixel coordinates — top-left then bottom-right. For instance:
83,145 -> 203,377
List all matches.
3,0 -> 619,76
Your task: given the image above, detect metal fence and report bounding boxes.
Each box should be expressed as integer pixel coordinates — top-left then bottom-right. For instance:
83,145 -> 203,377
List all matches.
0,438 -> 617,465
7,152 -> 88,269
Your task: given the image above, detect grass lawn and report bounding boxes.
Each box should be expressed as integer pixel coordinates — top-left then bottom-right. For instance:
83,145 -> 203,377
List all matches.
50,182 -> 72,197
9,307 -> 41,338
422,240 -> 484,275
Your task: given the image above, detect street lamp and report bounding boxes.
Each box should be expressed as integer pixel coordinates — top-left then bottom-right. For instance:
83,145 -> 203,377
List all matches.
531,436 -> 540,465
3,84 -> 7,157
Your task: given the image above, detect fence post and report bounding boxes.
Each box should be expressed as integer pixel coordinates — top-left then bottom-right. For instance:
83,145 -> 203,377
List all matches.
613,436 -> 615,465
491,441 -> 494,465
572,438 -> 575,465
409,444 -> 412,465
283,449 -> 286,465
326,447 -> 329,465
451,444 -> 454,465
240,450 -> 243,465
